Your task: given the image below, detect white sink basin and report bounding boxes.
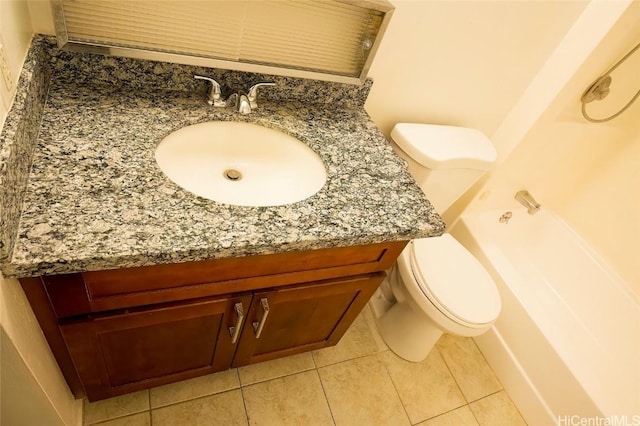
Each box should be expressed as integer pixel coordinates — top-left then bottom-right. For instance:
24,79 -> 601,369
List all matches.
155,121 -> 327,206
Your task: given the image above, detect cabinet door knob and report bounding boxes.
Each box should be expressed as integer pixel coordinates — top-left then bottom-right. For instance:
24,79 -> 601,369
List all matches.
229,302 -> 245,344
252,298 -> 270,339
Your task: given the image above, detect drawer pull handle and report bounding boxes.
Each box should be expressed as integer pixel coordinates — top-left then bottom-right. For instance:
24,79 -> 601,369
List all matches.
229,302 -> 245,344
252,298 -> 270,339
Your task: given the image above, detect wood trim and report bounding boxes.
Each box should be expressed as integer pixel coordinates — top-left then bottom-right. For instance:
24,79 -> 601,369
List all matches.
83,241 -> 405,297
18,277 -> 85,399
43,273 -> 91,318
45,241 -> 408,317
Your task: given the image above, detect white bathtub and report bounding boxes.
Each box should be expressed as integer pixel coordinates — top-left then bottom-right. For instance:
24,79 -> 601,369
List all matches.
452,209 -> 640,425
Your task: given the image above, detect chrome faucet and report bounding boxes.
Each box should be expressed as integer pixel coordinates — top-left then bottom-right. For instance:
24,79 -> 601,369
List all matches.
499,211 -> 513,224
247,83 -> 275,109
194,76 -> 275,114
515,190 -> 541,215
226,93 -> 252,114
226,82 -> 275,114
194,75 -> 226,107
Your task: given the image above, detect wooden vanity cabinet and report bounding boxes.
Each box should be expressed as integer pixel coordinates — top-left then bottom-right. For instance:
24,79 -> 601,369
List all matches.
232,274 -> 383,367
19,241 -> 407,401
59,294 -> 251,401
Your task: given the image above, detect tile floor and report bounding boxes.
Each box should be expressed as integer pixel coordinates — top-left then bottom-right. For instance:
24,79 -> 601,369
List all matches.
83,306 -> 527,426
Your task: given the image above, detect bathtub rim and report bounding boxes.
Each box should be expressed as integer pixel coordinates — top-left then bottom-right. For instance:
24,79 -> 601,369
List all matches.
452,208 -> 640,422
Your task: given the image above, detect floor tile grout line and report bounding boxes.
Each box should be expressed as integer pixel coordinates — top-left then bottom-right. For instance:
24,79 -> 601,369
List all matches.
144,383 -> 241,412
466,388 -> 503,404
466,390 -> 500,426
238,384 -> 251,425
436,343 -> 472,404
376,348 -> 468,426
145,364 -> 322,413
313,346 -> 391,371
86,408 -> 149,426
471,337 -> 505,391
148,388 -> 153,426
137,373 -> 250,424
414,404 -> 476,426
467,389 -> 529,425
84,399 -> 150,426
469,407 -> 483,426
378,356 -> 414,425
239,364 -> 316,388
235,368 -> 251,425
313,364 -> 338,426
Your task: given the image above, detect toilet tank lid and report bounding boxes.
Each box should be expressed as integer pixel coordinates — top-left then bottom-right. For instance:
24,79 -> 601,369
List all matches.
391,123 -> 497,170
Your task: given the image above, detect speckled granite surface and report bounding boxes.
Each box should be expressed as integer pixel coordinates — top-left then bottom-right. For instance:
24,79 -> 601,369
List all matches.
1,37 -> 445,278
51,50 -> 373,109
0,36 -> 52,265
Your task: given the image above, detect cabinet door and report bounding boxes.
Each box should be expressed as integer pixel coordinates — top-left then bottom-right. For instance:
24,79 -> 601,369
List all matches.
232,273 -> 384,367
61,294 -> 251,401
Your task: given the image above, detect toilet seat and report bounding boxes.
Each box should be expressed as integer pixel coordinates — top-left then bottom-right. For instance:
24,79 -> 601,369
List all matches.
409,235 -> 501,327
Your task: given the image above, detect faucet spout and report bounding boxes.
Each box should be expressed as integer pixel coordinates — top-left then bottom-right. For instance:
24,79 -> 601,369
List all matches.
225,93 -> 251,114
515,190 -> 541,215
237,94 -> 252,114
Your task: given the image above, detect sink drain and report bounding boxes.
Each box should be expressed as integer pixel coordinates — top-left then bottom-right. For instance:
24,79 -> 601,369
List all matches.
224,169 -> 242,181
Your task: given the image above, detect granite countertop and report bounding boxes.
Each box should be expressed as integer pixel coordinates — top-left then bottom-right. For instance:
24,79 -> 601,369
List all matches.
1,40 -> 445,278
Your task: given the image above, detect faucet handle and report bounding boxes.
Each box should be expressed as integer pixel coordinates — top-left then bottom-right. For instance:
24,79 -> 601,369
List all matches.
194,75 -> 225,107
247,82 -> 275,109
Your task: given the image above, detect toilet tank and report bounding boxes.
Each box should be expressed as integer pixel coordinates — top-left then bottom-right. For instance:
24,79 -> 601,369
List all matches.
390,123 -> 496,214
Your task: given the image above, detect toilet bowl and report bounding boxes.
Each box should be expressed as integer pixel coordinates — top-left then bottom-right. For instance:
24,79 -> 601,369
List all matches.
373,235 -> 501,361
370,123 -> 501,362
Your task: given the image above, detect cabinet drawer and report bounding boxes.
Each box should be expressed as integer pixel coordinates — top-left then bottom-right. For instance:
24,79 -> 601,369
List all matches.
42,241 -> 407,317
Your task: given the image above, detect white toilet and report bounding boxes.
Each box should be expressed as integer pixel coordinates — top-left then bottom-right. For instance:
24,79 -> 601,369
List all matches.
371,123 -> 501,362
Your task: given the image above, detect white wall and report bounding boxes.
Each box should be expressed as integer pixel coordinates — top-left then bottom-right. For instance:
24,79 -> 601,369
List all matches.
0,1 -> 82,425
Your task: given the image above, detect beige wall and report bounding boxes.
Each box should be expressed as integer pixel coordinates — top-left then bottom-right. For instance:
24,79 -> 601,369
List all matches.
0,0 -> 33,124
1,275 -> 82,426
2,327 -> 65,426
558,127 -> 639,294
554,7 -> 640,291
467,1 -> 640,297
26,0 -> 55,35
0,1 -> 82,425
365,0 -> 588,137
